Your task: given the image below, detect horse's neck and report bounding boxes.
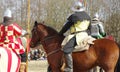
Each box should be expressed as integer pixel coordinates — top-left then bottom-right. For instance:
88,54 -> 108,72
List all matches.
43,30 -> 49,37
47,26 -> 58,35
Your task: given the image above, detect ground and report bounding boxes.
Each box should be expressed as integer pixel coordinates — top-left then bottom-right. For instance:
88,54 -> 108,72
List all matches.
28,60 -> 48,72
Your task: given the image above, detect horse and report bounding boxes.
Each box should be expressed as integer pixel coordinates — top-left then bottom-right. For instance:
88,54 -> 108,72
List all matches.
30,21 -> 120,72
0,47 -> 21,72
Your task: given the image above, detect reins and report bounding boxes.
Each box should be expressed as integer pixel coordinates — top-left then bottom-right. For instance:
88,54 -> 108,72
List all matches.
33,24 -> 62,57
40,35 -> 56,42
47,48 -> 61,57
40,35 -> 61,57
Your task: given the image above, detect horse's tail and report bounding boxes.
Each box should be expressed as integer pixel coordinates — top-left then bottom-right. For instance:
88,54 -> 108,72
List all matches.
115,43 -> 120,72
0,47 -> 21,72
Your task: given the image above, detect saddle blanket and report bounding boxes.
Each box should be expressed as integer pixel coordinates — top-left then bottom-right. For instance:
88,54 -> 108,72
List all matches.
62,32 -> 96,52
73,36 -> 96,52
0,47 -> 21,72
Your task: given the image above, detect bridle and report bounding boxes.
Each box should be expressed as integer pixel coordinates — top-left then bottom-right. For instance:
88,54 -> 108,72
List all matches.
40,35 -> 61,57
31,25 -> 61,57
30,26 -> 40,47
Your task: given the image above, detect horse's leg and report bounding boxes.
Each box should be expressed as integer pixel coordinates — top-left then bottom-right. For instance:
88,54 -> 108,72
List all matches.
48,56 -> 63,72
47,65 -> 63,72
100,68 -> 105,72
74,70 -> 87,72
51,67 -> 61,72
47,65 -> 52,72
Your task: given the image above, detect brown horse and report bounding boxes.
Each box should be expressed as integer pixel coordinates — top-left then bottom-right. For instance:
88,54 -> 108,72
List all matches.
30,21 -> 119,72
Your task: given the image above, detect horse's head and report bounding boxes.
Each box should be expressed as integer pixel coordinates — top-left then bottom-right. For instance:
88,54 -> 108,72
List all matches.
30,21 -> 46,48
30,21 -> 59,48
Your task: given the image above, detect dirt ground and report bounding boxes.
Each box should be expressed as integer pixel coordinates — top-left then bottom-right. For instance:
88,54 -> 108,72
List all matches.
28,60 -> 48,72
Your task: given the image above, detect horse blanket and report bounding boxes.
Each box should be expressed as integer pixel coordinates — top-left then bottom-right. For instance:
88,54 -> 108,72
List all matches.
0,47 -> 20,72
62,32 -> 96,52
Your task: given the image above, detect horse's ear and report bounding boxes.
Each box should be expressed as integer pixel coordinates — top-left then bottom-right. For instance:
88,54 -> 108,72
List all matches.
34,21 -> 38,26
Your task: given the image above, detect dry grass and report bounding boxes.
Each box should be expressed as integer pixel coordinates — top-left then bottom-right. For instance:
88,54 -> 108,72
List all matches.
28,60 -> 48,72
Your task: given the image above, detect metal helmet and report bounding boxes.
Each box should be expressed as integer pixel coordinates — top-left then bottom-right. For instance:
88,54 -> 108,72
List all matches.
4,9 -> 12,18
3,9 -> 13,25
71,1 -> 85,12
92,13 -> 99,21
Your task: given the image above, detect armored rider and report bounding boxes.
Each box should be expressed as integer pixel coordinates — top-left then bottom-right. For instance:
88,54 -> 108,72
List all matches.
90,13 -> 106,39
0,9 -> 25,72
59,1 -> 91,72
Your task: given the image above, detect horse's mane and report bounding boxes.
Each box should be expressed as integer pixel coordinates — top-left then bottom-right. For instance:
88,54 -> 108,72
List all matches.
46,26 -> 58,34
37,22 -> 59,35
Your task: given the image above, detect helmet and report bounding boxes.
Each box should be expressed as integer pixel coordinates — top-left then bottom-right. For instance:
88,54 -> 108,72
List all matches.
4,9 -> 12,18
3,9 -> 13,25
21,30 -> 29,36
92,13 -> 99,21
71,1 -> 85,12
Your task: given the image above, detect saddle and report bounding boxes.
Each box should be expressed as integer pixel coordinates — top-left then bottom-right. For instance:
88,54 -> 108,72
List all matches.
73,36 -> 96,52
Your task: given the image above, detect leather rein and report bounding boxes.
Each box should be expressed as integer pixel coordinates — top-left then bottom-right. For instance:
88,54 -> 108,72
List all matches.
34,26 -> 61,57
40,35 -> 61,57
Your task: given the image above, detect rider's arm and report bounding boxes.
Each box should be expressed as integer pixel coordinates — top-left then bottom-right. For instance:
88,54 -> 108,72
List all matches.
59,14 -> 75,35
98,22 -> 106,36
13,23 -> 22,36
59,20 -> 73,35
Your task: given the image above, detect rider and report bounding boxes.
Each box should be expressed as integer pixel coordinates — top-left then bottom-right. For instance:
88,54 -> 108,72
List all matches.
0,9 -> 25,60
89,13 -> 106,72
90,13 -> 106,39
59,1 -> 91,72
